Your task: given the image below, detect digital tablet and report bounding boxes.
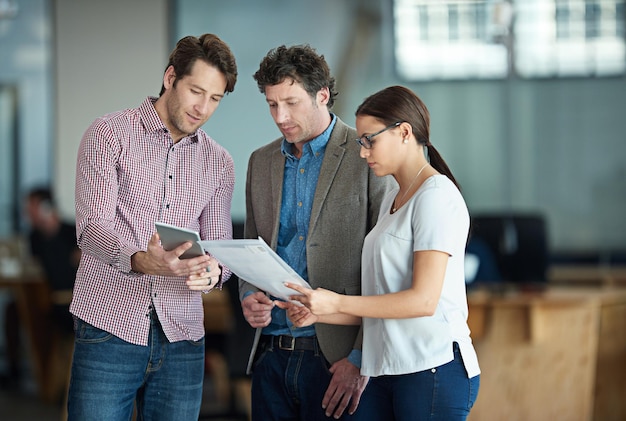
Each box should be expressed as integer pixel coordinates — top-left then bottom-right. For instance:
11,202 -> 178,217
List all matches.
155,222 -> 205,259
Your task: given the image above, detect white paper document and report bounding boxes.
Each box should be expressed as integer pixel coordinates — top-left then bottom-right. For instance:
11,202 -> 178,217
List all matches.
199,237 -> 311,301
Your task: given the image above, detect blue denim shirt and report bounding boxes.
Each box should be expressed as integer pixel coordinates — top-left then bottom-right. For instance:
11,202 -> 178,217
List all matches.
251,115 -> 362,367
261,115 -> 337,338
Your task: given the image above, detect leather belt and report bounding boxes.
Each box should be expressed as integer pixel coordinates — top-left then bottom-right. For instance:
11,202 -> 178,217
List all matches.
262,335 -> 317,351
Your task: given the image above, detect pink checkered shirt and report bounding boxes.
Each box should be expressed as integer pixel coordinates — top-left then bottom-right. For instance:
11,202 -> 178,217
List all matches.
70,97 -> 234,345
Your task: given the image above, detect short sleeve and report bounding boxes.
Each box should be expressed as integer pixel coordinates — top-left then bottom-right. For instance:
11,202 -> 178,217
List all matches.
411,179 -> 461,256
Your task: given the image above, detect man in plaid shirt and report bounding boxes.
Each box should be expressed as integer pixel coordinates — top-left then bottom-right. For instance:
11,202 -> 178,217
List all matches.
68,33 -> 238,420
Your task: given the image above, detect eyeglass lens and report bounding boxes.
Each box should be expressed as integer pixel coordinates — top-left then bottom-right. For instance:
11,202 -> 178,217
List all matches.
356,122 -> 401,149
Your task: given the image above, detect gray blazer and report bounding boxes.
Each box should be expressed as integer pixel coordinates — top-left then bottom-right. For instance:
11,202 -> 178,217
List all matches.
239,117 -> 394,374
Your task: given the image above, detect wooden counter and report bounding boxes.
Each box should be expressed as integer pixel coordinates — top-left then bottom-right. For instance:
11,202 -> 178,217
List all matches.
548,264 -> 626,286
0,263 -> 62,402
467,285 -> 626,421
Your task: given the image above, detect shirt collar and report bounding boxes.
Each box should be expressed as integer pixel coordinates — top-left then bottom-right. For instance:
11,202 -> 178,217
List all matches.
140,96 -> 199,143
281,114 -> 337,158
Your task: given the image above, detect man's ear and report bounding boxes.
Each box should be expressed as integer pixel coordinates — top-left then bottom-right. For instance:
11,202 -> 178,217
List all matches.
163,65 -> 177,90
317,87 -> 330,106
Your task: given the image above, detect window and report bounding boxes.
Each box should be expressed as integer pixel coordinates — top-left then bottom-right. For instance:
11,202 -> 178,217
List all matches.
394,0 -> 625,80
394,0 -> 509,80
515,0 -> 625,77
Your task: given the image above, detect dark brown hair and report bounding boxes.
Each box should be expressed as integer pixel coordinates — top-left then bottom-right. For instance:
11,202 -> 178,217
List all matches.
27,186 -> 54,207
253,44 -> 338,108
159,33 -> 238,96
356,85 -> 460,190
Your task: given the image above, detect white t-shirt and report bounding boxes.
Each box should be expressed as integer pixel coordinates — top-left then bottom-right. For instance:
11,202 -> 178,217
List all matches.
360,175 -> 480,378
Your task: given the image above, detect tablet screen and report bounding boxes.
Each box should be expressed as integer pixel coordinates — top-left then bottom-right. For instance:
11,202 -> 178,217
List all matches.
155,222 -> 205,259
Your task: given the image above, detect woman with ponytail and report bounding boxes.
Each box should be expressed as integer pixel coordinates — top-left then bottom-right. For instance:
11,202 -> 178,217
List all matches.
278,85 -> 480,420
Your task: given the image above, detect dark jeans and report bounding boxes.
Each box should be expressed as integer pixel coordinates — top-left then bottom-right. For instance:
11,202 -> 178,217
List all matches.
67,315 -> 205,421
357,343 -> 480,421
251,336 -> 361,421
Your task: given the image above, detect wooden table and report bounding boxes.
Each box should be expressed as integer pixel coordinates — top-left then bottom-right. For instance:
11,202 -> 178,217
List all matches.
0,263 -> 67,402
548,264 -> 626,286
467,284 -> 626,421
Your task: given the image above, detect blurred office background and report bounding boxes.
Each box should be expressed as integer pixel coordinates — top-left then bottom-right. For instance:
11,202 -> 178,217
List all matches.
1,0 -> 625,420
0,0 -> 624,254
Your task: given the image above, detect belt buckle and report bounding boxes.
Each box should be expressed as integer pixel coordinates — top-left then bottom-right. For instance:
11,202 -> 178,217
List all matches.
278,336 -> 295,351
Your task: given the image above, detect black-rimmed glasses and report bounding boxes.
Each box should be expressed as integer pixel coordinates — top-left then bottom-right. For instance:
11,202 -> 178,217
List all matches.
355,121 -> 402,149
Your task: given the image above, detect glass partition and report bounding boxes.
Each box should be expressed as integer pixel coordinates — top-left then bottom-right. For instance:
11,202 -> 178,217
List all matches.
0,85 -> 18,236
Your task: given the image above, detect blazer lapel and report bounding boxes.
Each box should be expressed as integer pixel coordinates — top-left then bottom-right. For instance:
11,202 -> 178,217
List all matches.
269,147 -> 286,248
309,123 -> 347,234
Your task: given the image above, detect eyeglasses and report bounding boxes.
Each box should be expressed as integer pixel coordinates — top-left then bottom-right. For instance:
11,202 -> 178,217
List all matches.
355,121 -> 402,149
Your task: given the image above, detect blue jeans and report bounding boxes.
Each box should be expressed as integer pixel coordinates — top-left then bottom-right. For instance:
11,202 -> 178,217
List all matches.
251,338 -> 362,420
356,343 -> 480,421
67,315 -> 205,421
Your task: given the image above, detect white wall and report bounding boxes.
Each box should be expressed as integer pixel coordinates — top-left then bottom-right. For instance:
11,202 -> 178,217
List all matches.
53,0 -> 169,218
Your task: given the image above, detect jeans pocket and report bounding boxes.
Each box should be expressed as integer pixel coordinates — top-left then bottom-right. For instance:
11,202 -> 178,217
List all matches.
74,318 -> 114,344
317,354 -> 332,375
252,346 -> 271,371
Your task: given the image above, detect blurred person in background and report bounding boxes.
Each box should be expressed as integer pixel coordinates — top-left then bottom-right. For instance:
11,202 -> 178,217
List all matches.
1,186 -> 78,390
25,186 -> 79,332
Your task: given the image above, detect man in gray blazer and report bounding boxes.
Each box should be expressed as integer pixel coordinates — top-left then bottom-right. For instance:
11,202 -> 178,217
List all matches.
239,44 -> 392,421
